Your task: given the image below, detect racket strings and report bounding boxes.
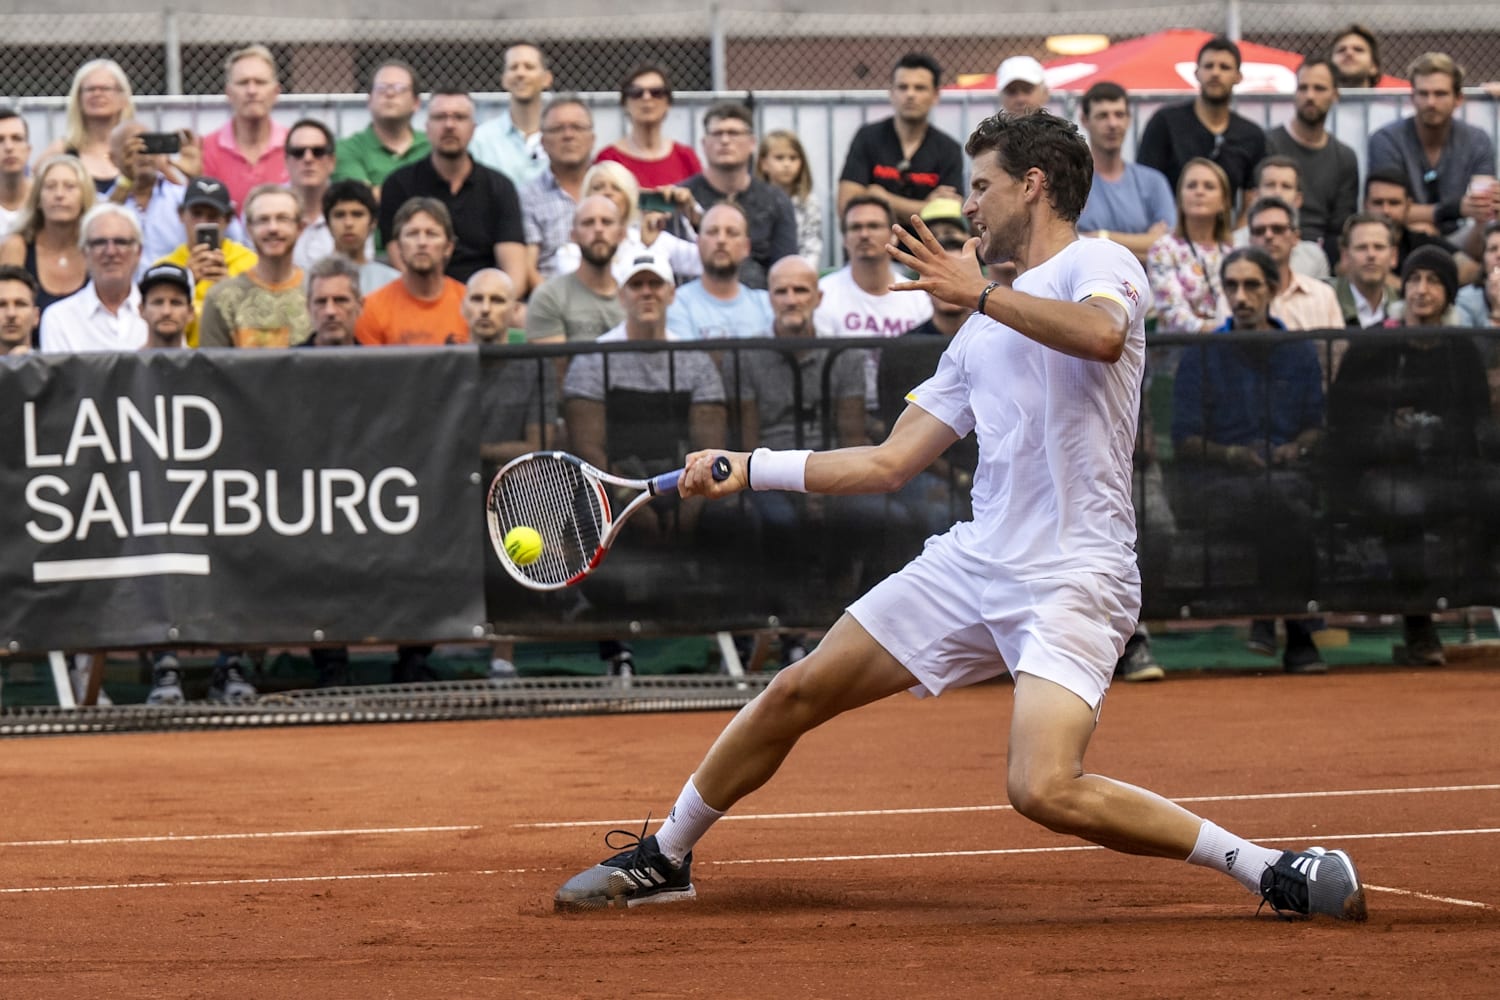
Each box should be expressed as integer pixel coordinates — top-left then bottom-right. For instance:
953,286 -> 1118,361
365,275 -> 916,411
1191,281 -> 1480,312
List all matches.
491,458 -> 608,587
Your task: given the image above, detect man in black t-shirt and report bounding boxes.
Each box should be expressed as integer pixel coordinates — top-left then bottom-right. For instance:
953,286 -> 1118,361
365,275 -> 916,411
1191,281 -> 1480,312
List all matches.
1137,36 -> 1266,207
837,52 -> 964,226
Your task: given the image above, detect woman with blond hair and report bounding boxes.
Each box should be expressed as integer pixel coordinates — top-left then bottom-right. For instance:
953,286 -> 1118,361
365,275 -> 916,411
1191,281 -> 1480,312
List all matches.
554,160 -> 701,284
0,155 -> 95,318
1147,157 -> 1234,333
39,60 -> 137,194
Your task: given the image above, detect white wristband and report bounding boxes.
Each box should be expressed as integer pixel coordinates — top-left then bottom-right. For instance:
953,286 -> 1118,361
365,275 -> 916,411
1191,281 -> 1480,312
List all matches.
748,447 -> 811,492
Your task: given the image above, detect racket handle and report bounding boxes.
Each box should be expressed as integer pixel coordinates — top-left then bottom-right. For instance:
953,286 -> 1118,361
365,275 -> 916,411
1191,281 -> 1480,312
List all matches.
652,456 -> 733,495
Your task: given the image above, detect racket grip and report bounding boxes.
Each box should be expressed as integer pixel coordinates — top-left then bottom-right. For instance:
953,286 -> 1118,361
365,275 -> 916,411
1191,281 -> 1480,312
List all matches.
652,456 -> 733,495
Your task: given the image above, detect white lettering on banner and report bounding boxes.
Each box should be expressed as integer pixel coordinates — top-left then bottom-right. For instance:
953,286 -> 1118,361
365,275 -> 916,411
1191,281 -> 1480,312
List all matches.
368,468 -> 420,535
23,394 -> 223,469
265,469 -> 316,536
127,471 -> 167,537
23,403 -> 61,468
166,469 -> 209,537
24,476 -> 72,544
118,396 -> 169,463
75,472 -> 128,540
172,395 -> 221,462
213,470 -> 262,536
65,400 -> 118,466
320,470 -> 368,535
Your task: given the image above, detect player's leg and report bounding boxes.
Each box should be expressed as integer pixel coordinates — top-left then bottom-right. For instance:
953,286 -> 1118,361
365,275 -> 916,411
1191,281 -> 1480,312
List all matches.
1006,672 -> 1366,919
554,612 -> 918,910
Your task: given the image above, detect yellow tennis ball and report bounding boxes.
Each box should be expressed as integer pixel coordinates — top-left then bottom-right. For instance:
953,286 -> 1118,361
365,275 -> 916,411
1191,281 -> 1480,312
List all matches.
504,526 -> 544,566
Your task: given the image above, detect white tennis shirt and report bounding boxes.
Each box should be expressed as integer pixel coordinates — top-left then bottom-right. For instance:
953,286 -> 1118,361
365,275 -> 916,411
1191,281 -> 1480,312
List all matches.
907,237 -> 1147,582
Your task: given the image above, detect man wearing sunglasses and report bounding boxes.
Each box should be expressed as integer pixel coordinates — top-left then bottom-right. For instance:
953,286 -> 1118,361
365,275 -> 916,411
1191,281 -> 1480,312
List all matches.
287,118 -> 353,271
1245,196 -> 1342,335
38,203 -> 147,352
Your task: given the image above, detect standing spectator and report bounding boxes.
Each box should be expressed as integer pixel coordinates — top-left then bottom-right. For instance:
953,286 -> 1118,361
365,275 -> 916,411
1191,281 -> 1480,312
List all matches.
557,161 -> 700,284
1232,157 -> 1330,279
837,53 -> 964,223
305,254 -> 362,348
332,60 -> 429,199
756,130 -> 823,265
1330,24 -> 1384,90
1333,213 -> 1402,329
1171,247 -> 1327,674
526,194 -> 626,344
138,262 -> 194,350
378,88 -> 527,290
1455,221 -> 1500,329
1076,81 -> 1176,263
0,155 -> 94,318
471,43 -> 554,189
1368,53 -> 1495,239
1136,36 -> 1266,205
286,119 -> 345,270
358,197 -> 467,346
0,265 -> 40,357
595,64 -> 702,190
39,59 -> 137,194
199,184 -> 310,348
38,204 -> 146,352
683,103 -> 798,289
0,110 -> 34,235
157,176 -> 258,348
200,45 -> 288,213
321,180 -> 398,295
522,96 -> 595,287
995,56 -> 1051,116
1147,157 -> 1234,333
816,195 -> 933,339
666,203 -> 772,340
106,122 -> 190,265
1265,59 -> 1359,263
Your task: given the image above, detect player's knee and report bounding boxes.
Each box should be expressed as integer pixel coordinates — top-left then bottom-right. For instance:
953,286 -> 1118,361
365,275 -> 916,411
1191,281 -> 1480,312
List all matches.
753,666 -> 830,730
1006,766 -> 1082,830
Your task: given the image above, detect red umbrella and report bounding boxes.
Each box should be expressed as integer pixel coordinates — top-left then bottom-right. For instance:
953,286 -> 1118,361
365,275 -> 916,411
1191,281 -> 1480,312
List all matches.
954,28 -> 1406,94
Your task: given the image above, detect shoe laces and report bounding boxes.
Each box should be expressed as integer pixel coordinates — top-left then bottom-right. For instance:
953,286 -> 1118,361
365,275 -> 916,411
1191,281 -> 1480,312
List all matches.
602,816 -> 660,869
1257,858 -> 1308,919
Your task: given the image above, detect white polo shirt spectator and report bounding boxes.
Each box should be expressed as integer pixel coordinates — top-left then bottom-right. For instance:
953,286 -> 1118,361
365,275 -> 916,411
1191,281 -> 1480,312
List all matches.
39,281 -> 146,352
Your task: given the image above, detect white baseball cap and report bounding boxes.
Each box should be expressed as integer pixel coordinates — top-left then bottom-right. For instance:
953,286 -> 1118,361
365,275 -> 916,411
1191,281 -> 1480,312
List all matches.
996,56 -> 1046,90
621,254 -> 674,285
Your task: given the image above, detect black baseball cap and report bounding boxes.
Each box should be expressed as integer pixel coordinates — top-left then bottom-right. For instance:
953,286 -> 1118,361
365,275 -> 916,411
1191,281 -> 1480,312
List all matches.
138,262 -> 194,299
182,176 -> 233,214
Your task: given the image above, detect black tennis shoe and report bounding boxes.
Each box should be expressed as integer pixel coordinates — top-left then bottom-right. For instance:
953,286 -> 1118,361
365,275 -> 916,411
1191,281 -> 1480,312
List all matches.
554,823 -> 695,912
1259,847 -> 1367,921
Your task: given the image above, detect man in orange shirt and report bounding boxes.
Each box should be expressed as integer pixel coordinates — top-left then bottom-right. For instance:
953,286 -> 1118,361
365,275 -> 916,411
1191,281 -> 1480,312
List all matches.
355,196 -> 468,346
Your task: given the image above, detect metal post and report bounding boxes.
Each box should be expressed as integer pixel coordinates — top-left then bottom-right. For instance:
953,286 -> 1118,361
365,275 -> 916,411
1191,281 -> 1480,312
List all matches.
1225,0 -> 1242,43
708,0 -> 727,93
163,6 -> 183,96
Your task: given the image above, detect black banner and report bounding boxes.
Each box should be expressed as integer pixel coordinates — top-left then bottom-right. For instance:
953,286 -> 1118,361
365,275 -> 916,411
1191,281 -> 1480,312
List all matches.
0,348 -> 484,652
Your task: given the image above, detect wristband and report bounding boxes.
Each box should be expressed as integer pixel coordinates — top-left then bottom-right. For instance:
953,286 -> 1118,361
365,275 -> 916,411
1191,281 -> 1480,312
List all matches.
748,447 -> 811,492
976,280 -> 1002,316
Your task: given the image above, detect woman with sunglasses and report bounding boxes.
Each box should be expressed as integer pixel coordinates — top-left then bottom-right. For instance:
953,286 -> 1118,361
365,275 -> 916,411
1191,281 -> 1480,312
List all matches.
594,64 -> 702,190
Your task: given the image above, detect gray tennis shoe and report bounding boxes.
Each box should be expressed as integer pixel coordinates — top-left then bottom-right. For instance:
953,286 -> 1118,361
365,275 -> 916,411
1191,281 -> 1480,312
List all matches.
1259,846 -> 1367,921
555,826 -> 695,911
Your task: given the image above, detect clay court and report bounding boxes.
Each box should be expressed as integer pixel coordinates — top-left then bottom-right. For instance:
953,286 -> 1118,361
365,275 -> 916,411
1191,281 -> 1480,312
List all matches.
4,663 -> 1498,998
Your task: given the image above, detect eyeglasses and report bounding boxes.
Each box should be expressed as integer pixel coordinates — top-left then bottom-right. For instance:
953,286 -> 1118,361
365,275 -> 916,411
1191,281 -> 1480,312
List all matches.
372,82 -> 412,96
707,128 -> 751,140
81,85 -> 123,96
1249,223 -> 1291,237
287,144 -> 331,159
86,236 -> 138,251
542,123 -> 593,135
1223,279 -> 1266,292
625,86 -> 668,100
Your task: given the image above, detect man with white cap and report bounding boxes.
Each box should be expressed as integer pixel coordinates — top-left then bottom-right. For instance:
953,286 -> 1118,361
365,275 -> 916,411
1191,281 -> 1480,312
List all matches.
997,55 -> 1051,116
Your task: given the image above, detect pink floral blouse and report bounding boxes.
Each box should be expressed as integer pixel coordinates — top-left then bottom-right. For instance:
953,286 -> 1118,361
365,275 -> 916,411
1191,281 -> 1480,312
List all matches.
1147,234 -> 1231,333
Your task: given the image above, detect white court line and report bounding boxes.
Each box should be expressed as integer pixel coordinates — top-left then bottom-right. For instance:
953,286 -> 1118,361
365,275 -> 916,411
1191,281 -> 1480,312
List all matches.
1365,884 -> 1492,909
512,783 -> 1500,830
0,825 -> 480,848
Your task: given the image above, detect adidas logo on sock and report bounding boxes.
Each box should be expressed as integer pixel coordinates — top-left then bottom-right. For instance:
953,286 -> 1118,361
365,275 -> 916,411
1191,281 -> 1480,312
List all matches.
1224,848 -> 1239,872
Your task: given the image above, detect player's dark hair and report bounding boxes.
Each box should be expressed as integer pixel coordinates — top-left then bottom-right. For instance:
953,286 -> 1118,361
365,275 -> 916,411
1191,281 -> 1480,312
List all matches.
893,51 -> 942,89
1221,246 -> 1280,293
1247,195 -> 1299,232
1297,57 -> 1339,90
1080,81 -> 1127,117
841,194 -> 893,231
0,262 -> 39,300
322,178 -> 378,220
1364,167 -> 1412,200
964,110 -> 1092,224
1198,35 -> 1242,69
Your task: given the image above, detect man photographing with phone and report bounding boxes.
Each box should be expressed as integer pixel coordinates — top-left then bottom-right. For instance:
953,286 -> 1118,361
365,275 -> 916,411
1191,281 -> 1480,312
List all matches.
107,121 -> 203,263
156,175 -> 257,347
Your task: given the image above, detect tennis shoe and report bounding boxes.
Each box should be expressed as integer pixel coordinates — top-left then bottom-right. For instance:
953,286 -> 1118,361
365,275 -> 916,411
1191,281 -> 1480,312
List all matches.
1259,847 -> 1367,921
554,824 -> 695,912
147,656 -> 185,706
1115,633 -> 1164,682
208,659 -> 258,705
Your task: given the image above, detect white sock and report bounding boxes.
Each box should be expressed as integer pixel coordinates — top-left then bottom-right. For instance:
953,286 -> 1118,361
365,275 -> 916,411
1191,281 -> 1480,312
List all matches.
1186,821 -> 1285,894
654,777 -> 725,867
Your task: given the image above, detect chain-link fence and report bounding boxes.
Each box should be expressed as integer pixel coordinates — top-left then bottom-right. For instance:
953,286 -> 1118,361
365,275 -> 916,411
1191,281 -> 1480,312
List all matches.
9,5 -> 1500,98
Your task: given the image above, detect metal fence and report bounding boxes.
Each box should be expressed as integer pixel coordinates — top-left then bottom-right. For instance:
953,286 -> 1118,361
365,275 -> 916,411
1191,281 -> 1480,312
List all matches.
8,5 -> 1500,97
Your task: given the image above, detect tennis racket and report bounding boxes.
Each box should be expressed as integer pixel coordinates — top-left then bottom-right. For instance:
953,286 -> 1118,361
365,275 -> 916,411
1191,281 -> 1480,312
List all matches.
486,451 -> 731,590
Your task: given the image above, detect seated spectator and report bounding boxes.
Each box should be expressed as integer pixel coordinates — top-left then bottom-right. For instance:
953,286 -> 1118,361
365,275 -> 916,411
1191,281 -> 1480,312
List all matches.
1368,53 -> 1494,240
1327,245 -> 1499,666
464,268 -> 525,348
757,129 -> 823,264
526,194 -> 626,345
554,161 -> 700,285
0,155 -> 94,320
201,45 -> 288,213
321,180 -> 398,295
106,121 -> 194,265
1265,59 -> 1358,263
0,110 -> 33,235
378,88 -> 527,289
666,203 -> 772,340
522,96 -> 595,287
38,203 -> 147,352
1332,213 -> 1401,330
1171,247 -> 1326,673
1245,196 -> 1343,335
595,64 -> 702,190
1076,81 -> 1176,264
157,175 -> 257,347
1361,167 -> 1473,280
1233,157 -> 1330,279
39,59 -> 138,194
199,184 -> 310,348
1455,221 -> 1500,329
1330,24 -> 1384,89
333,60 -> 428,200
471,42 -> 553,189
139,262 -> 194,351
916,197 -> 969,248
1147,157 -> 1233,332
356,196 -> 467,346
683,103 -> 798,289
0,264 -> 40,357
996,56 -> 1051,115
285,118 -> 347,270
304,254 -> 362,348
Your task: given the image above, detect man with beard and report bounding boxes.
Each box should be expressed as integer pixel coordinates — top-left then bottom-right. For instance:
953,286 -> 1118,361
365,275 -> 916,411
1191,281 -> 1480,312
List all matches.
1137,36 -> 1266,206
837,52 -> 964,223
667,203 -> 772,339
0,264 -> 39,357
1075,81 -> 1176,263
378,89 -> 527,290
356,197 -> 466,345
1266,59 -> 1358,262
199,185 -> 310,348
139,262 -> 194,350
525,194 -> 626,344
1330,24 -> 1384,90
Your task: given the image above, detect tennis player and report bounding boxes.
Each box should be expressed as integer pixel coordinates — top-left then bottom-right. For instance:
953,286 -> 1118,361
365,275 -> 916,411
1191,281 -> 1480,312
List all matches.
555,110 -> 1366,921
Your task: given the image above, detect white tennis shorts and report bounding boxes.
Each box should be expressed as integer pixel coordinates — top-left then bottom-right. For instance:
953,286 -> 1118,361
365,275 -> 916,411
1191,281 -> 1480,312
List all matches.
848,533 -> 1139,710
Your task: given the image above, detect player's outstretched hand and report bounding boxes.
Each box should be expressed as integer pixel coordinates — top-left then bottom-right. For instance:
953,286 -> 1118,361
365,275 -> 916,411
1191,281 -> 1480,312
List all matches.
680,450 -> 748,499
887,215 -> 985,311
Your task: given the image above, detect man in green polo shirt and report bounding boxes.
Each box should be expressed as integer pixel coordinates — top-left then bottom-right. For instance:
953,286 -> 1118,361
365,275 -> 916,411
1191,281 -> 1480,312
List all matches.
333,59 -> 430,200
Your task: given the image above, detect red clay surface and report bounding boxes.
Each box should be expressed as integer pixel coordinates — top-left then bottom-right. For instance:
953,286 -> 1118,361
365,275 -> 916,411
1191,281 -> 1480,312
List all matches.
3,665 -> 1498,998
